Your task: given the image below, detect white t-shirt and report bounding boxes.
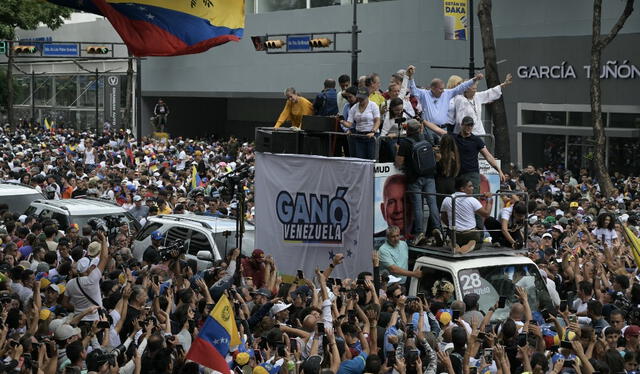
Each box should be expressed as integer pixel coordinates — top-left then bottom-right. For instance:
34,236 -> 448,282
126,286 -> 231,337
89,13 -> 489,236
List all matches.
441,192 -> 482,231
347,101 -> 380,133
65,268 -> 103,321
176,151 -> 187,170
501,206 -> 513,222
591,228 -> 618,246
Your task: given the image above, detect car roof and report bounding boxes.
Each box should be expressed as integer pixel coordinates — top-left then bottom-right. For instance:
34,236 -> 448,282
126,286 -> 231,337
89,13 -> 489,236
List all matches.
31,198 -> 127,215
415,252 -> 535,273
150,214 -> 255,232
0,182 -> 45,196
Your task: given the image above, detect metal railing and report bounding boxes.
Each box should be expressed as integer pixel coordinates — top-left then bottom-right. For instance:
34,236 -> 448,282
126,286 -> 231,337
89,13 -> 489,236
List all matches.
402,190 -> 529,253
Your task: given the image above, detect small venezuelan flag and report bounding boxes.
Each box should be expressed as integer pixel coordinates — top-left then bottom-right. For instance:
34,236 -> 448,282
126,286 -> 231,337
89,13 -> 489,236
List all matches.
46,0 -> 244,56
186,294 -> 240,371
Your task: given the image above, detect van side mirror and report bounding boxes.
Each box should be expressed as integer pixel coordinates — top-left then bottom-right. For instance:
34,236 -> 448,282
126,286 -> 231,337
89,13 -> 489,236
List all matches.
196,250 -> 213,261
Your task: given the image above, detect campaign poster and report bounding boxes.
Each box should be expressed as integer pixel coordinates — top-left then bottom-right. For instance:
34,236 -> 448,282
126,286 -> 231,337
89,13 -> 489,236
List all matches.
479,158 -> 502,217
374,163 -> 411,246
255,153 -> 374,278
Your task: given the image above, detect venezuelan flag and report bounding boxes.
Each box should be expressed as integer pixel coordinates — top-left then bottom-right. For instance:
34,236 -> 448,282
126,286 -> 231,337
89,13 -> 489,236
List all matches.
46,0 -> 244,56
186,294 -> 240,371
191,164 -> 203,189
44,118 -> 52,130
623,225 -> 640,268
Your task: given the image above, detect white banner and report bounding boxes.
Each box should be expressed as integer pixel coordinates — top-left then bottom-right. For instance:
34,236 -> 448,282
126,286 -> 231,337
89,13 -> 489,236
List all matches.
255,153 -> 374,278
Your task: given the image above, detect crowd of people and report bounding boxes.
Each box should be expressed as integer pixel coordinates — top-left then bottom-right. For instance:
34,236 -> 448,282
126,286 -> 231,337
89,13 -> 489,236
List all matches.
0,67 -> 637,374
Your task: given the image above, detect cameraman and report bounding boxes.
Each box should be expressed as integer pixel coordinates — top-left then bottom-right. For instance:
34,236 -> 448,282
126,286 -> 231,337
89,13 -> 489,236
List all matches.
63,231 -> 108,322
142,231 -> 164,267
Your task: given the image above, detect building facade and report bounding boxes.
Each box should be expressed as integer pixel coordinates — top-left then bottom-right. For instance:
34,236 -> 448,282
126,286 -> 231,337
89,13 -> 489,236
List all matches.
6,0 -> 640,173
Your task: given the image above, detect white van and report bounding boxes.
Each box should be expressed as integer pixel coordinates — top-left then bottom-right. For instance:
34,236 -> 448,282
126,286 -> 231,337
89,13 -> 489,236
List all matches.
0,182 -> 47,214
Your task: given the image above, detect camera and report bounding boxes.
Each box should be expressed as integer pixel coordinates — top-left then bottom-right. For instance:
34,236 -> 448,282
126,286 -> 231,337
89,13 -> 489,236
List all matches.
158,240 -> 187,261
394,117 -> 407,125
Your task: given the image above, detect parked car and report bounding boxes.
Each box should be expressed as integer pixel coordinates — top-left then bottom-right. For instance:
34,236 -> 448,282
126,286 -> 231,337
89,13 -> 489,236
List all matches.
0,182 -> 47,214
132,214 -> 255,271
25,197 -> 141,232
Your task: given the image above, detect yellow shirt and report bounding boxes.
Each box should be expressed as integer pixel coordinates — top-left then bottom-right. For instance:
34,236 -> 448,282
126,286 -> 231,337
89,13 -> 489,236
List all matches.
274,97 -> 314,128
369,91 -> 386,109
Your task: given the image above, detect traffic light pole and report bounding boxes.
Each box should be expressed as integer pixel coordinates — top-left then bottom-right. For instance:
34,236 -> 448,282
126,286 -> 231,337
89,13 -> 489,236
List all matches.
31,71 -> 35,123
95,68 -> 100,133
136,57 -> 142,146
351,0 -> 359,86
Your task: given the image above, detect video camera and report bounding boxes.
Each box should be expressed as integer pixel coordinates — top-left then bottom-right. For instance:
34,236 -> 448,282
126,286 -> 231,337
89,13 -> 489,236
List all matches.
158,240 -> 187,262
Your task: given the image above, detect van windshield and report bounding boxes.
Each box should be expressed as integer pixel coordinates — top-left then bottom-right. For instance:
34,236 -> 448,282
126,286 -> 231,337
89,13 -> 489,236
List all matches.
457,263 -> 553,321
0,193 -> 43,214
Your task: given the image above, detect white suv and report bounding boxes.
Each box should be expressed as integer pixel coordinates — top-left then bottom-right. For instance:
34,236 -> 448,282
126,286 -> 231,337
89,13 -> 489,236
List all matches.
132,214 -> 255,271
408,247 -> 554,322
0,182 -> 47,214
25,197 -> 141,232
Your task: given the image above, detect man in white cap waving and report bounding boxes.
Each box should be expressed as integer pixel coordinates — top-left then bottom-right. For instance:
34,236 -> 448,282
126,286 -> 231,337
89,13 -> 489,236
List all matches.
63,231 -> 108,322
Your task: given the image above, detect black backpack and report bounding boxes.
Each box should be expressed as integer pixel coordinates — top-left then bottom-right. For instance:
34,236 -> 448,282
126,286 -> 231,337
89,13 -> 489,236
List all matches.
405,136 -> 436,176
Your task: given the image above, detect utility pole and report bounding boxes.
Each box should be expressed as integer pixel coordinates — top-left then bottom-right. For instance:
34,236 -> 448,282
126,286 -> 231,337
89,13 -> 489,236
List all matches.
468,0 -> 475,79
351,0 -> 359,85
95,68 -> 99,133
136,58 -> 142,145
31,71 -> 35,123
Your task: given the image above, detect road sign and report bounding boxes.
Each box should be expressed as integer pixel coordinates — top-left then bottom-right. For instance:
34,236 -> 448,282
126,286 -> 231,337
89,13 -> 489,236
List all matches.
287,36 -> 311,51
42,43 -> 79,57
0,41 -> 6,55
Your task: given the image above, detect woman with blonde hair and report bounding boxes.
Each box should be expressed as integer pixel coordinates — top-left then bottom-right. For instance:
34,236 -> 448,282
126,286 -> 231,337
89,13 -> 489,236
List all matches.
446,75 -> 464,131
446,75 -> 464,89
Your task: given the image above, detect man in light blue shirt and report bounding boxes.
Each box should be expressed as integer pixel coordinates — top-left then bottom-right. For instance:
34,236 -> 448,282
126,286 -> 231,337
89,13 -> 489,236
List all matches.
405,65 -> 484,128
378,225 -> 422,284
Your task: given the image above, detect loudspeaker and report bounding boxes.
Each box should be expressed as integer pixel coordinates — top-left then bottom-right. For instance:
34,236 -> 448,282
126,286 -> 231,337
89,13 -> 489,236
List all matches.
255,128 -> 301,154
301,133 -> 332,156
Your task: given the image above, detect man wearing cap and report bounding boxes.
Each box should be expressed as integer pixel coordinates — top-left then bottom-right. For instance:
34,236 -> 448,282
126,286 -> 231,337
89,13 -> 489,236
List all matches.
143,231 -> 164,266
454,116 -> 505,195
86,241 -> 101,259
270,302 -> 292,326
242,249 -> 266,289
43,283 -> 65,310
63,232 -> 108,321
129,195 -> 149,223
395,119 -> 444,246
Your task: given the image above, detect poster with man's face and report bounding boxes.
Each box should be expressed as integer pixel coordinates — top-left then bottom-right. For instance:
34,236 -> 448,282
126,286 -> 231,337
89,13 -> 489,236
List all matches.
374,163 -> 412,239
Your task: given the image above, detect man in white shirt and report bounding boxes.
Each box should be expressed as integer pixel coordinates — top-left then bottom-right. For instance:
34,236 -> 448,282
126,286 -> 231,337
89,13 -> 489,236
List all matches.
441,177 -> 494,253
63,232 -> 108,322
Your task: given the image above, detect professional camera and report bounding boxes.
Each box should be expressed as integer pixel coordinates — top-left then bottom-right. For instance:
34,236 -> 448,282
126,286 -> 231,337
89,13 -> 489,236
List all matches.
88,218 -> 109,232
158,240 -> 187,261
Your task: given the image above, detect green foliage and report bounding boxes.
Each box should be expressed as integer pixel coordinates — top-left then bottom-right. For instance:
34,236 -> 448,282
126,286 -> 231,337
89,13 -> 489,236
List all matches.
0,0 -> 72,39
0,69 -> 22,111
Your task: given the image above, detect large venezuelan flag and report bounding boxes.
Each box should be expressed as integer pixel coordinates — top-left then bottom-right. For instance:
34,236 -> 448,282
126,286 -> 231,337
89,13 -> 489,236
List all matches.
623,225 -> 640,268
46,0 -> 244,56
186,294 -> 241,371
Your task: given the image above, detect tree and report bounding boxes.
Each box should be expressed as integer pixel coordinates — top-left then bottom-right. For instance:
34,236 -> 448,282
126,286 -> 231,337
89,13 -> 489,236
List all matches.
0,0 -> 71,127
589,0 -> 634,197
477,0 -> 510,165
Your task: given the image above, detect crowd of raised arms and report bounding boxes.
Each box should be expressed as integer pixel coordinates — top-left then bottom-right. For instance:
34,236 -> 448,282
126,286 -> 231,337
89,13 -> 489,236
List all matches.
0,72 -> 638,374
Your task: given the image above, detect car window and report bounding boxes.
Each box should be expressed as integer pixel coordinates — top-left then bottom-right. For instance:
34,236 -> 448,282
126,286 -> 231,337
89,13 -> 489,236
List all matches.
0,193 -> 43,214
189,230 -> 212,256
135,222 -> 163,241
52,213 -> 69,230
418,267 -> 455,303
213,231 -> 237,259
457,263 -> 553,321
38,209 -> 53,219
165,226 -> 190,245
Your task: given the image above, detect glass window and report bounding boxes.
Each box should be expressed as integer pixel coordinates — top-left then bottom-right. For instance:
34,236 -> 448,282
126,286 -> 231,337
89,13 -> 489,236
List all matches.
567,136 -> 595,175
522,110 -> 566,126
135,222 -> 162,241
257,0 -> 306,12
609,113 -> 640,129
608,137 -> 640,176
55,76 -> 78,107
310,0 -> 338,7
458,263 -> 553,321
33,76 -> 52,106
418,267 -> 454,304
13,76 -> 31,105
189,230 -> 212,255
78,76 -> 103,108
568,112 -> 606,127
213,231 -> 236,260
52,212 -> 70,230
521,133 -> 565,169
166,227 -> 190,244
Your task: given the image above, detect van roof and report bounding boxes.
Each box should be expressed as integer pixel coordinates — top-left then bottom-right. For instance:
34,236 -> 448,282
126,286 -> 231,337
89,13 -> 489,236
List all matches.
151,214 -> 255,232
0,182 -> 45,196
31,197 -> 127,215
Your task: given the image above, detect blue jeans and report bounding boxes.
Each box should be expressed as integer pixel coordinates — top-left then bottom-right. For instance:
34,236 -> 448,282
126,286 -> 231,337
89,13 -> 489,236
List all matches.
348,135 -> 376,160
408,176 -> 441,235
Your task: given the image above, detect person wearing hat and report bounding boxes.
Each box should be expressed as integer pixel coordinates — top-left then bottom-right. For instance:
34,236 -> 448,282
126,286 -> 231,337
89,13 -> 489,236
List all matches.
274,87 -> 314,129
454,116 -> 505,196
62,232 -> 108,322
129,195 -> 149,223
241,249 -> 266,289
339,86 -> 381,159
270,302 -> 292,325
43,283 -> 65,310
143,230 -> 164,266
395,119 -> 444,246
